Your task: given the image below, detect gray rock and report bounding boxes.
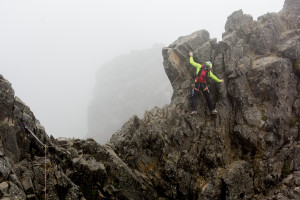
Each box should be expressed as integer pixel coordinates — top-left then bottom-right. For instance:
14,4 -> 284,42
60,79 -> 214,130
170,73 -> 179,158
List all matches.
277,31 -> 300,60
0,158 -> 12,180
0,182 -> 9,198
222,161 -> 254,200
6,181 -> 26,200
170,30 -> 210,58
243,106 -> 264,127
236,56 -> 251,77
282,174 -> 294,186
69,147 -> 79,159
282,0 -> 300,13
295,173 -> 300,186
249,13 -> 283,55
224,10 -> 254,38
234,125 -> 259,151
26,194 -> 37,200
294,145 -> 300,171
0,125 -> 20,164
0,75 -> 15,113
21,176 -> 35,195
9,174 -> 22,189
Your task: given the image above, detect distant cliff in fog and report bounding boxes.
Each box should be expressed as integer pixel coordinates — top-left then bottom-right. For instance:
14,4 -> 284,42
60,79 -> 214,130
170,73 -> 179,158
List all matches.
87,44 -> 172,143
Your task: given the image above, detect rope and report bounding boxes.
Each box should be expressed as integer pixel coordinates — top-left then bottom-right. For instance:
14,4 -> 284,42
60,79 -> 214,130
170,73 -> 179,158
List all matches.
44,145 -> 47,200
171,68 -> 185,86
22,126 -> 47,199
21,124 -> 105,200
25,127 -> 45,148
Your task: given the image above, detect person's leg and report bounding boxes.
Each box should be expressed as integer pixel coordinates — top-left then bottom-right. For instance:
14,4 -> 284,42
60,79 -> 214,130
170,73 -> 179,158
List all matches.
202,89 -> 215,111
191,88 -> 198,111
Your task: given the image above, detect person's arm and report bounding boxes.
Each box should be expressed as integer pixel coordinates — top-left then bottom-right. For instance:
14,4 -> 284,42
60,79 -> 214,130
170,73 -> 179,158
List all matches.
189,52 -> 202,68
208,71 -> 224,83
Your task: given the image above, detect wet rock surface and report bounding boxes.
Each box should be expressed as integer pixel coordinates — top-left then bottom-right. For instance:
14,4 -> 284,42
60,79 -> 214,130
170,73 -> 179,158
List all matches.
0,0 -> 300,199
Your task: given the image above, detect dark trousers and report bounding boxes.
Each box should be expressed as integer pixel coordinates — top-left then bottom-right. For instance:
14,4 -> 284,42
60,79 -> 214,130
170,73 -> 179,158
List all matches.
191,82 -> 214,111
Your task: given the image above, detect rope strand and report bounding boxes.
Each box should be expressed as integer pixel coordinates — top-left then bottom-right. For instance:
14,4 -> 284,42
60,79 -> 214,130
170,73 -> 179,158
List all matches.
171,69 -> 184,86
44,146 -> 47,200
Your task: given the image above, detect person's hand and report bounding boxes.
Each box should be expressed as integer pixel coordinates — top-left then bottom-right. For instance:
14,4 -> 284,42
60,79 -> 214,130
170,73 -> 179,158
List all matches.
189,52 -> 193,57
220,79 -> 224,84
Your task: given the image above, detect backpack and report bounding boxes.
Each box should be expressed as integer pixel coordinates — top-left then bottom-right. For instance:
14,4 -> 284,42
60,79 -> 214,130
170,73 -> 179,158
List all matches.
195,64 -> 210,83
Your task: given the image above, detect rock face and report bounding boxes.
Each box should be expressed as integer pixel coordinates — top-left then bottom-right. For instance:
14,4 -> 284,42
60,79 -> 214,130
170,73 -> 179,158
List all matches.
110,0 -> 300,199
0,0 -> 299,199
88,44 -> 172,144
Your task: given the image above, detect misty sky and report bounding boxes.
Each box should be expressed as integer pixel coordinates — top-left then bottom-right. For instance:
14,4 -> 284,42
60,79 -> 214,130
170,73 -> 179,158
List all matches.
0,0 -> 284,139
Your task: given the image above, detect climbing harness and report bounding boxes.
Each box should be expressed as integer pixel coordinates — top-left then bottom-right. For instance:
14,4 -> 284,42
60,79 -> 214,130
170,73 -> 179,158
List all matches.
194,86 -> 207,92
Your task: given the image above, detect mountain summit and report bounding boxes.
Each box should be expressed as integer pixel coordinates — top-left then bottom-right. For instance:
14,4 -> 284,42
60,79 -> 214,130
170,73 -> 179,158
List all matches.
0,0 -> 299,199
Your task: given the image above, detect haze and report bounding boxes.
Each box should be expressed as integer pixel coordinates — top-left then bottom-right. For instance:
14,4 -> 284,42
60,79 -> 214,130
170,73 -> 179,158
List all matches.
0,0 -> 284,139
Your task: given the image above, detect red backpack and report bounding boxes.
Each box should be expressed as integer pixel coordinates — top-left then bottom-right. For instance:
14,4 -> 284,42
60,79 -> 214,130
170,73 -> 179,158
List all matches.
195,64 -> 210,83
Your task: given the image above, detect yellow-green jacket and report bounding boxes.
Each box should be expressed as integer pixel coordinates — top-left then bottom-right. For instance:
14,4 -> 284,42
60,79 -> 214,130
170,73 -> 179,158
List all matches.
190,57 -> 222,82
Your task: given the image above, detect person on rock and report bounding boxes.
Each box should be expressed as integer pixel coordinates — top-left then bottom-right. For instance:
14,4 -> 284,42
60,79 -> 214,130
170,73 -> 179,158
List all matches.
189,51 -> 224,115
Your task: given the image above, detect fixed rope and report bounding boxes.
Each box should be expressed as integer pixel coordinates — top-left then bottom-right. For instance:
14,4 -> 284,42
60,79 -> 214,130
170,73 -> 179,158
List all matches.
171,68 -> 185,86
20,120 -> 107,200
44,145 -> 47,200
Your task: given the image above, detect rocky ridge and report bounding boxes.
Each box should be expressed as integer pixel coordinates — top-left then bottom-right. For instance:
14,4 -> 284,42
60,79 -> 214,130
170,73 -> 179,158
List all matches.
111,0 -> 300,199
0,0 -> 300,199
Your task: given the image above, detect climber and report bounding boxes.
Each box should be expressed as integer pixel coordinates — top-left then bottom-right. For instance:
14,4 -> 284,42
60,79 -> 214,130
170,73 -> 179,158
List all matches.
189,51 -> 224,115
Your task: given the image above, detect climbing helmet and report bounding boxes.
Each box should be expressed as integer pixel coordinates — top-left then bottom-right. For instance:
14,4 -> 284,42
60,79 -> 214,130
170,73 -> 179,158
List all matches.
205,61 -> 212,68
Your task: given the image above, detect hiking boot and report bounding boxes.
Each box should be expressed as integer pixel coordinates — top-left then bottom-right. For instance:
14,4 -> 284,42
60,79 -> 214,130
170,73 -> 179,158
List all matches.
191,111 -> 197,115
212,109 -> 218,115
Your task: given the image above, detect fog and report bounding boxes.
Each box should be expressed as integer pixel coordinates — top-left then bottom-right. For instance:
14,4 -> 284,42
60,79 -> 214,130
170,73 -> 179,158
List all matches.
0,0 -> 284,139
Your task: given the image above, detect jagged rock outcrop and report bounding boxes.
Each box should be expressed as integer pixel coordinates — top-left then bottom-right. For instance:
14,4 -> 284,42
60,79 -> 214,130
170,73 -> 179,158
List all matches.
0,74 -> 84,199
0,0 -> 299,199
1,74 -> 160,199
88,44 -> 172,144
109,0 -> 300,199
